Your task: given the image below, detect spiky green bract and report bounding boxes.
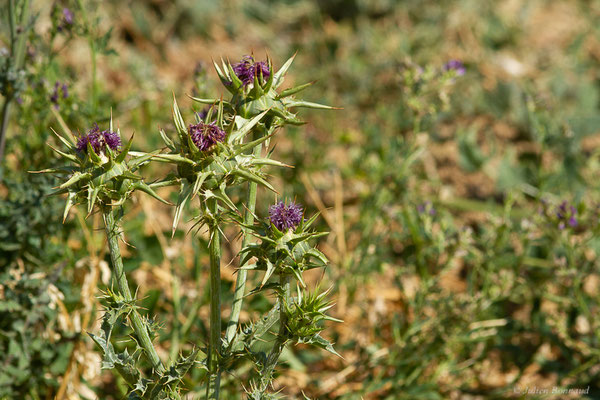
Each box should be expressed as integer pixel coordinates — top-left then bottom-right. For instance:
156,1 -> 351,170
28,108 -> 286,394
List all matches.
191,53 -> 337,126
156,97 -> 284,234
244,382 -> 285,400
284,286 -> 342,357
90,290 -> 198,400
36,120 -> 168,220
239,213 -> 328,288
233,214 -> 336,397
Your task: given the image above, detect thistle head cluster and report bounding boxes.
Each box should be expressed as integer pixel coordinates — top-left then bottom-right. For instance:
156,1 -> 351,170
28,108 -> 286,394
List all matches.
400,58 -> 466,118
240,203 -> 327,287
36,118 -> 167,219
153,54 -> 335,234
41,52 -> 338,399
194,53 -> 336,124
539,199 -> 579,230
284,286 -> 342,348
156,99 -> 281,233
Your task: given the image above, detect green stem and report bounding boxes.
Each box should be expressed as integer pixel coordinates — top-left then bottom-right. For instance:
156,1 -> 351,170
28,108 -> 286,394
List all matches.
0,100 -> 12,167
75,0 -> 98,115
260,274 -> 291,393
102,208 -> 164,373
225,134 -> 262,343
169,264 -> 182,363
206,198 -> 222,400
0,0 -> 31,166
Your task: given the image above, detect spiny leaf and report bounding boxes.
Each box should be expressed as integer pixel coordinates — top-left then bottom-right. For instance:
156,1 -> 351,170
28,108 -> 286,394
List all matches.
231,169 -> 276,193
273,52 -> 297,89
192,171 -> 211,199
86,141 -> 102,164
87,186 -> 100,216
116,133 -> 135,163
172,181 -> 193,235
48,143 -> 78,163
50,127 -> 74,149
188,96 -> 223,106
135,181 -> 171,205
59,171 -> 91,189
159,128 -> 176,150
172,95 -> 188,145
285,100 -> 339,110
277,81 -> 315,99
261,260 -> 276,287
226,59 -> 244,89
229,109 -> 270,144
63,190 -> 77,222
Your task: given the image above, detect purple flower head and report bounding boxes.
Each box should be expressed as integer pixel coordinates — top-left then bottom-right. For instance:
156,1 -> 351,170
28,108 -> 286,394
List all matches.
232,55 -> 270,86
443,60 -> 466,76
269,201 -> 303,231
554,200 -> 577,230
103,130 -> 122,150
417,201 -> 436,216
76,124 -> 121,154
63,8 -> 74,25
50,81 -> 69,106
188,122 -> 226,152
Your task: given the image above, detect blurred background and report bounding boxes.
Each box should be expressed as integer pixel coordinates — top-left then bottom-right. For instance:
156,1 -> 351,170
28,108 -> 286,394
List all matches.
2,0 -> 600,398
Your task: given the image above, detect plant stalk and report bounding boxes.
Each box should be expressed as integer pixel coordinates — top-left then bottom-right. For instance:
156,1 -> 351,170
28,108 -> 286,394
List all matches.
225,134 -> 262,343
75,0 -> 98,116
0,0 -> 31,167
206,197 -> 222,400
102,208 -> 164,373
260,273 -> 291,392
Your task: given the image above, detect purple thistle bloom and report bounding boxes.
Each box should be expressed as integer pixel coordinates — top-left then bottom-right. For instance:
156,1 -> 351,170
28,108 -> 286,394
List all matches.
554,200 -> 577,230
50,81 -> 69,107
417,201 -> 436,216
269,201 -> 303,231
188,122 -> 226,151
443,59 -> 466,76
232,55 -> 270,86
63,8 -> 74,25
76,124 -> 121,154
103,130 -> 122,150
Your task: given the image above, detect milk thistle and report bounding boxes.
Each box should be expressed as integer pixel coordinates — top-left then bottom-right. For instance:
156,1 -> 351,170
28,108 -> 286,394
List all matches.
42,52 -> 339,399
443,59 -> 466,76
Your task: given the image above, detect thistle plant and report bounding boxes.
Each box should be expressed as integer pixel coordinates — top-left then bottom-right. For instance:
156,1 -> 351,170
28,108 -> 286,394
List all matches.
42,53 -> 339,399
399,59 -> 466,133
37,119 -> 198,399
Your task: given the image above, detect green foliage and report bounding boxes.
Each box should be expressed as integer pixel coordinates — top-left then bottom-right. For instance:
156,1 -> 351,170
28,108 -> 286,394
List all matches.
0,270 -> 73,398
